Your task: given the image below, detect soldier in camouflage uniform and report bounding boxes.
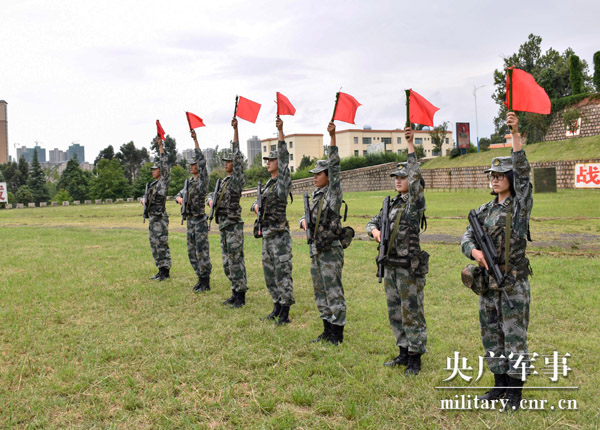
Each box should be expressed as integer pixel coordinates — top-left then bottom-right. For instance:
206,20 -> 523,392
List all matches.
175,129 -> 211,293
206,118 -> 248,308
300,122 -> 346,345
142,137 -> 172,281
366,127 -> 428,375
461,112 -> 533,411
251,117 -> 294,324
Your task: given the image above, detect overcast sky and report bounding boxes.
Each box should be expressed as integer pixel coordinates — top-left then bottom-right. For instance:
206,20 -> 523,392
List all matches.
1,0 -> 599,162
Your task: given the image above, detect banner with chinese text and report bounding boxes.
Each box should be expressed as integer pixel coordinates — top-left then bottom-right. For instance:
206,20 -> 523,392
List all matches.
0,182 -> 7,203
574,163 -> 600,188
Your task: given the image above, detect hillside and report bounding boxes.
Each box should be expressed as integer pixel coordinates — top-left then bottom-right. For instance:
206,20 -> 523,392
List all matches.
422,134 -> 600,169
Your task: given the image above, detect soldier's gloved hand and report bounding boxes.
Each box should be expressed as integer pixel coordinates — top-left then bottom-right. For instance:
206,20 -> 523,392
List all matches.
176,197 -> 183,205
471,249 -> 489,270
372,229 -> 381,243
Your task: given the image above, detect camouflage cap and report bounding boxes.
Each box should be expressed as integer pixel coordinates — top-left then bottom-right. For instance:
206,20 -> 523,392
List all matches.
151,162 -> 160,169
221,150 -> 233,162
390,162 -> 409,177
309,159 -> 329,174
461,264 -> 489,295
263,150 -> 278,160
484,156 -> 513,173
189,154 -> 201,165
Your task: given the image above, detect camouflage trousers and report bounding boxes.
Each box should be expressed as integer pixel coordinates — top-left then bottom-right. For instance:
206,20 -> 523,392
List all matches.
186,215 -> 211,278
384,265 -> 427,354
219,222 -> 247,293
310,245 -> 345,326
479,277 -> 530,378
149,215 -> 171,269
262,231 -> 294,306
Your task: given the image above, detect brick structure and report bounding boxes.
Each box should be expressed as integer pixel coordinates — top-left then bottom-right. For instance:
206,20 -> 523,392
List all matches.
545,97 -> 600,142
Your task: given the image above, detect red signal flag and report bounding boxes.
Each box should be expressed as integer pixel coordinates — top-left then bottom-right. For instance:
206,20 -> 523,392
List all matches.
408,89 -> 439,127
276,92 -> 296,116
156,120 -> 166,141
505,67 -> 551,115
185,111 -> 206,130
235,96 -> 261,123
333,92 -> 361,124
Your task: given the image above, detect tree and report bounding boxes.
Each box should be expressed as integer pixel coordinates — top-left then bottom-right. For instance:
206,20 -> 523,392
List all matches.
298,155 -> 316,171
27,149 -> 50,203
16,185 -> 34,204
90,158 -> 130,199
1,161 -> 25,194
18,156 -> 29,184
207,145 -> 248,171
116,141 -> 150,183
57,157 -> 92,201
594,51 -> 600,92
569,54 -> 584,95
491,34 -> 591,142
94,145 -> 115,166
168,165 -> 189,196
132,162 -> 154,198
430,121 -> 449,156
478,137 -> 491,151
52,189 -> 73,203
414,145 -> 425,159
151,135 -> 178,166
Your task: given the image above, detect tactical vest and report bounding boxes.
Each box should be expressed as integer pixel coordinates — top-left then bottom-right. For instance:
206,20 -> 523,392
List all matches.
215,177 -> 242,223
311,195 -> 343,252
386,212 -> 422,267
186,178 -> 206,217
486,208 -> 530,280
149,183 -> 167,216
262,179 -> 289,230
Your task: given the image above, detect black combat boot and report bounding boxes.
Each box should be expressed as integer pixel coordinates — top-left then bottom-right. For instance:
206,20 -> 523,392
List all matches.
477,373 -> 508,401
328,324 -> 344,345
312,320 -> 331,343
405,353 -> 422,376
193,276 -> 210,293
158,267 -> 170,281
149,270 -> 161,280
501,376 -> 525,412
277,305 -> 291,325
263,303 -> 282,320
384,347 -> 409,367
230,291 -> 246,308
223,291 -> 236,304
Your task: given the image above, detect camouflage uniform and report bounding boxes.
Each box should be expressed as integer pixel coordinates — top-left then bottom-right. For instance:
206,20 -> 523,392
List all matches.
147,153 -> 172,270
461,150 -> 533,379
251,141 -> 294,306
175,148 -> 211,279
207,141 -> 247,293
366,153 -> 428,355
300,145 -> 346,328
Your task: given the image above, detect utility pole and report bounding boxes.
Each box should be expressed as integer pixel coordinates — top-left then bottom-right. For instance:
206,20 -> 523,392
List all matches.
473,85 -> 486,152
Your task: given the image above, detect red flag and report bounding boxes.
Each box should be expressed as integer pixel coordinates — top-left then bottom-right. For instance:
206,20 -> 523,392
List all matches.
333,92 -> 361,124
185,111 -> 206,130
156,119 -> 166,141
408,89 -> 439,127
505,67 -> 551,114
235,96 -> 261,123
276,92 -> 296,116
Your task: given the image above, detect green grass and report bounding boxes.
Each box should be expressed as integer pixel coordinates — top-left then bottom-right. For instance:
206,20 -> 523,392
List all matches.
422,135 -> 600,169
1,191 -> 599,428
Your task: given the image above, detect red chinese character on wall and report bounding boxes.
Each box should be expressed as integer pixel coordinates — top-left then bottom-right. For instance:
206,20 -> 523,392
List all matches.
576,165 -> 600,185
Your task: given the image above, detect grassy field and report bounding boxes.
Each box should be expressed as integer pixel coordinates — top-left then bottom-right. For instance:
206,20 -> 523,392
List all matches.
1,190 -> 599,429
422,135 -> 600,169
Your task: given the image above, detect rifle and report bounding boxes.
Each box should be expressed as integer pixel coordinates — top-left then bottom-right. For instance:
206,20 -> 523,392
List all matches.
143,182 -> 151,223
303,192 -> 313,244
208,178 -> 222,231
376,196 -> 391,283
180,178 -> 189,225
468,209 -> 514,309
256,181 -> 263,236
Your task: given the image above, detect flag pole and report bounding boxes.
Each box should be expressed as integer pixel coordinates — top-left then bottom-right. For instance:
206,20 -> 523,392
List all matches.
331,92 -> 340,122
233,95 -> 239,119
405,89 -> 411,129
508,68 -> 515,133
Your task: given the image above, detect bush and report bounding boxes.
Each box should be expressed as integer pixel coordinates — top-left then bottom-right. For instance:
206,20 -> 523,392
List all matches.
16,185 -> 34,205
52,189 -> 73,203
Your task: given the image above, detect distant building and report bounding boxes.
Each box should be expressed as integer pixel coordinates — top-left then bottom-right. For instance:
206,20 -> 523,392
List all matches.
68,143 -> 85,163
49,148 -> 69,163
261,134 -> 324,173
0,100 -> 7,163
335,128 -> 454,159
181,149 -> 195,163
246,136 -> 261,167
16,145 -> 46,163
204,148 -> 216,173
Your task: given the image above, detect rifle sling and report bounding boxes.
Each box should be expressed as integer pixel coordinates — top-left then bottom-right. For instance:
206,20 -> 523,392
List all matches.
315,196 -> 325,231
504,202 -> 513,276
387,205 -> 403,258
214,178 -> 229,213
